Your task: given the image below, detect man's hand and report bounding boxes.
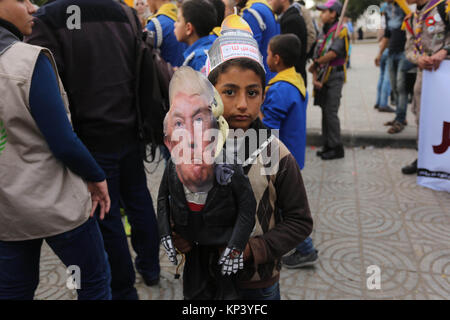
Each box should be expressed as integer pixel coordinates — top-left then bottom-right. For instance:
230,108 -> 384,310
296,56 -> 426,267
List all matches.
172,231 -> 192,253
375,54 -> 382,67
431,49 -> 448,70
418,55 -> 434,71
313,80 -> 323,91
87,180 -> 110,220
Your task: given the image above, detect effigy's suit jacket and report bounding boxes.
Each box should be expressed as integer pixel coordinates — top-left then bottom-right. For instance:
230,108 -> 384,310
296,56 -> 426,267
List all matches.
157,159 -> 256,252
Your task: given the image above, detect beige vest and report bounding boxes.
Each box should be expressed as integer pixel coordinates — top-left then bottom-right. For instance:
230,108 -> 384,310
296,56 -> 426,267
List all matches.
0,42 -> 91,241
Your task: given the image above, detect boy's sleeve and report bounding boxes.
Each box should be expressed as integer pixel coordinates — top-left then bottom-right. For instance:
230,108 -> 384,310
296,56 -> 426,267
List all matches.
242,10 -> 263,50
261,85 -> 291,130
248,151 -> 313,265
157,163 -> 172,238
229,165 -> 257,252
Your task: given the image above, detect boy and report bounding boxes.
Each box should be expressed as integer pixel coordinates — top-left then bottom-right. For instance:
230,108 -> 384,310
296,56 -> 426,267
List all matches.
309,0 -> 349,160
262,34 -> 308,169
262,34 -> 318,269
171,16 -> 313,300
146,0 -> 187,67
174,0 -> 217,72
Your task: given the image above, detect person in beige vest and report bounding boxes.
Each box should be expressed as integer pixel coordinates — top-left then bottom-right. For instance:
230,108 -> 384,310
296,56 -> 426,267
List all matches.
0,0 -> 111,300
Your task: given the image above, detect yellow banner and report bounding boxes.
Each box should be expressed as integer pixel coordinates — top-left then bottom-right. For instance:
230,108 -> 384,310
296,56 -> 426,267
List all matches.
395,0 -> 412,15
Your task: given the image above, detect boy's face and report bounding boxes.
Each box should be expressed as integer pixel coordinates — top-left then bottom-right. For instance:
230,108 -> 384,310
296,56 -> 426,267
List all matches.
320,9 -> 336,24
0,0 -> 36,36
174,8 -> 189,42
214,66 -> 264,131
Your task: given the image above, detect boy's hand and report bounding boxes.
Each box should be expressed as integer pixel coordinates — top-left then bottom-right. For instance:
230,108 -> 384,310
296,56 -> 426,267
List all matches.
313,80 -> 323,90
418,55 -> 434,71
172,231 -> 192,253
243,243 -> 252,262
430,49 -> 447,70
87,180 -> 110,220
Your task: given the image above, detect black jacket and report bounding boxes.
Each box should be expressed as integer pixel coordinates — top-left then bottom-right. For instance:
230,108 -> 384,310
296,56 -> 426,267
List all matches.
26,0 -> 138,152
157,160 -> 256,252
279,5 -> 308,83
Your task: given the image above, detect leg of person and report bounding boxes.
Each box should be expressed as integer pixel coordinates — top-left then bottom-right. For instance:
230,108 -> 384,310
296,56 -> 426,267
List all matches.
379,51 -> 392,110
388,54 -> 408,133
91,150 -> 139,300
379,53 -> 396,113
402,70 -> 422,174
120,142 -> 160,286
282,236 -> 318,268
238,282 -> 281,300
321,71 -> 345,160
46,218 -> 111,300
317,104 -> 330,157
0,239 -> 42,300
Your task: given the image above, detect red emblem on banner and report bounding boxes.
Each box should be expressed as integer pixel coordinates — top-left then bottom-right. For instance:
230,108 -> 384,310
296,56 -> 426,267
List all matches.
425,17 -> 436,27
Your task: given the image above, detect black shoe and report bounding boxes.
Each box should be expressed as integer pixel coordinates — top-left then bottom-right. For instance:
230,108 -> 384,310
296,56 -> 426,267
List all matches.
316,146 -> 330,157
378,105 -> 396,113
402,159 -> 417,175
374,104 -> 379,109
321,146 -> 344,160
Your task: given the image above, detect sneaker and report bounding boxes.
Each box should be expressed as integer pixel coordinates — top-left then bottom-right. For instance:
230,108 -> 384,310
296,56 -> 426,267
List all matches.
374,104 -> 379,109
282,250 -> 319,269
401,159 -> 417,175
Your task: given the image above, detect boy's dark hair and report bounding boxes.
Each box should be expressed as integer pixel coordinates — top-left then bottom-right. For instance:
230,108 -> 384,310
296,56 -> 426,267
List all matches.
181,0 -> 217,38
269,34 -> 301,68
208,58 -> 266,92
208,0 -> 225,27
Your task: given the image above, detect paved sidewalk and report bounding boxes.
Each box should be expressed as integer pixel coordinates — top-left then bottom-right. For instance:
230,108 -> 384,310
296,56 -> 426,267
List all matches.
35,147 -> 450,300
307,42 -> 417,148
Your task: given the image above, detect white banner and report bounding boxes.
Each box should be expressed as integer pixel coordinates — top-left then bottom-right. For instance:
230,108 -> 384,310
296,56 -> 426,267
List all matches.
417,60 -> 450,192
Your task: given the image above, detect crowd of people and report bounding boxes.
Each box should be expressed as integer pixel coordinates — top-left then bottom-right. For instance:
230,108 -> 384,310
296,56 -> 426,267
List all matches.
0,0 -> 448,300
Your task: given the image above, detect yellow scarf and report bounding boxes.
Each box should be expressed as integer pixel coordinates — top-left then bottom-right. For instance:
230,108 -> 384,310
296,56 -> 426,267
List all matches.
211,26 -> 221,37
149,2 -> 178,22
266,67 -> 306,98
395,0 -> 412,15
241,0 -> 273,14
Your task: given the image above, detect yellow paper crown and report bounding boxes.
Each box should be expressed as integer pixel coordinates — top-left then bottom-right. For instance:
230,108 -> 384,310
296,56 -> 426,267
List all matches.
221,14 -> 253,35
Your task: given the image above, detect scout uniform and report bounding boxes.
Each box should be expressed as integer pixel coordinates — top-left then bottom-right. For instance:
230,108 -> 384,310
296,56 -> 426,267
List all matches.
261,67 -> 308,169
241,0 -> 280,82
181,35 -> 215,73
312,20 -> 349,155
146,2 -> 187,67
404,0 -> 450,125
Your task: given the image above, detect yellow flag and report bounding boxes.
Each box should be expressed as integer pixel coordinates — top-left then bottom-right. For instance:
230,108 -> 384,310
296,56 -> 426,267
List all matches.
124,0 -> 134,7
395,0 -> 412,15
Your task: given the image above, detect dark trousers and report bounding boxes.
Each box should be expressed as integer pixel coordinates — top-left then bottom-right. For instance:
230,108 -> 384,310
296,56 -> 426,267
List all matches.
91,142 -> 160,300
0,218 -> 111,300
317,70 -> 345,148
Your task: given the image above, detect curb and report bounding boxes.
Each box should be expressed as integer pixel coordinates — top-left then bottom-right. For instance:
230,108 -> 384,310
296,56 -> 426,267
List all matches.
306,128 -> 417,149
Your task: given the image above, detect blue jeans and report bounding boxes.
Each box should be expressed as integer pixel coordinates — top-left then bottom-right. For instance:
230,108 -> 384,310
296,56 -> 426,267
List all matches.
0,218 -> 111,300
388,52 -> 408,123
239,282 -> 281,300
91,142 -> 160,300
376,49 -> 391,108
295,236 -> 315,255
